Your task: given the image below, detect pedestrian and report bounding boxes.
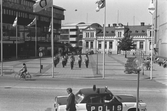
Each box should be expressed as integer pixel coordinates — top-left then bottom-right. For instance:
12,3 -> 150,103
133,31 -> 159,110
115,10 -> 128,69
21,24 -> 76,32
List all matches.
64,54 -> 68,66
84,54 -> 89,68
61,56 -> 66,68
78,54 -> 82,68
66,88 -> 76,111
70,54 -> 75,69
54,55 -> 60,67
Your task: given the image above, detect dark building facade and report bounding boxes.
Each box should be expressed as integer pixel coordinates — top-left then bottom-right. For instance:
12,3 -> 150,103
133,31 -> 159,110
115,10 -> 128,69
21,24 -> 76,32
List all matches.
0,0 -> 65,59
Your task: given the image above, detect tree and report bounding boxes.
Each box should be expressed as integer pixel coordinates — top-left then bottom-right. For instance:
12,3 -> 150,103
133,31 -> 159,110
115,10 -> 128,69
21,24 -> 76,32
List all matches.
118,26 -> 135,58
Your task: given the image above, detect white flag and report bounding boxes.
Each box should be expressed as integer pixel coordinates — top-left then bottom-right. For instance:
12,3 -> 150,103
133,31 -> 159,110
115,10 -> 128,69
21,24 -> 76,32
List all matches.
27,18 -> 36,27
96,0 -> 105,12
12,17 -> 17,27
33,0 -> 53,12
48,21 -> 52,32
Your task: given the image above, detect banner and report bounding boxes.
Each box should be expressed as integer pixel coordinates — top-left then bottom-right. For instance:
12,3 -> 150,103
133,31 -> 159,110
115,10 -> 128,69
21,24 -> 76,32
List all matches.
27,18 -> 36,27
12,17 -> 17,27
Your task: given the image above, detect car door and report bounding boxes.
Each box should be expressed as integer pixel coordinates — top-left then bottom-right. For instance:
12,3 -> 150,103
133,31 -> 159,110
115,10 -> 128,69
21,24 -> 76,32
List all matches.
86,94 -> 122,111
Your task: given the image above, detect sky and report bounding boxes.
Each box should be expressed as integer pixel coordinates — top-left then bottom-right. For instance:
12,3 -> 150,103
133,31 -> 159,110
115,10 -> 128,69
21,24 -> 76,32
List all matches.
53,0 -> 153,26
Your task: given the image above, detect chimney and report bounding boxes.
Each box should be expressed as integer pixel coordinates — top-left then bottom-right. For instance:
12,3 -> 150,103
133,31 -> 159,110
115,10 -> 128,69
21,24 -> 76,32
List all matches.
113,23 -> 117,27
141,22 -> 145,26
108,24 -> 110,27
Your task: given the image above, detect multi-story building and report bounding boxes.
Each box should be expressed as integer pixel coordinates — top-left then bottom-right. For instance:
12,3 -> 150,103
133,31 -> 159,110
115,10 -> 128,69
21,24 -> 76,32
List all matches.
153,0 -> 167,59
60,22 -> 102,49
83,22 -> 152,55
1,0 -> 65,59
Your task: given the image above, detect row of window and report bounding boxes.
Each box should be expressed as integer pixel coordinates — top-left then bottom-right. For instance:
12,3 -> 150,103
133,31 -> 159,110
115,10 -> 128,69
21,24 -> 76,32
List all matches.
85,32 -> 95,38
85,41 -> 113,49
4,0 -> 64,16
3,8 -> 61,24
5,0 -> 33,7
84,41 -> 149,50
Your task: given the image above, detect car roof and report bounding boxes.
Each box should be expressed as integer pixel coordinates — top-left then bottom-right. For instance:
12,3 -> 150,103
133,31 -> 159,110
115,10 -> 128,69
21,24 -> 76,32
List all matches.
77,88 -> 112,96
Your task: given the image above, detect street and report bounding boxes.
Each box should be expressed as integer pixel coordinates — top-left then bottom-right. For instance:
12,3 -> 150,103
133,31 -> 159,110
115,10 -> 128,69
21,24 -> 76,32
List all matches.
0,54 -> 167,111
0,76 -> 167,111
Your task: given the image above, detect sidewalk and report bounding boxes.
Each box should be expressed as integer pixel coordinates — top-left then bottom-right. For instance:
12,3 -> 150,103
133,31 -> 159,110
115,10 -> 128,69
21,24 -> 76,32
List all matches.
1,54 -> 167,86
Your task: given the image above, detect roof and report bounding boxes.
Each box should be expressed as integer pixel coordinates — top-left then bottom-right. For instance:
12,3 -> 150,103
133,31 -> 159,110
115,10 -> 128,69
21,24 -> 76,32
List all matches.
97,27 -> 115,36
97,24 -> 151,37
77,88 -> 112,96
128,25 -> 151,36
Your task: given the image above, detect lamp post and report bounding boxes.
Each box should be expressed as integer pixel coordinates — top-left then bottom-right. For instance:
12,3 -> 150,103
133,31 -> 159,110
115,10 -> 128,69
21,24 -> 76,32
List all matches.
148,0 -> 155,80
1,0 -> 3,76
96,34 -> 98,75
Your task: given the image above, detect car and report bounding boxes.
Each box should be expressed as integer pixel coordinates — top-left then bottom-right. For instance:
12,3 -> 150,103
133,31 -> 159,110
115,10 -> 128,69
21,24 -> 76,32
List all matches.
87,50 -> 94,55
54,85 -> 147,111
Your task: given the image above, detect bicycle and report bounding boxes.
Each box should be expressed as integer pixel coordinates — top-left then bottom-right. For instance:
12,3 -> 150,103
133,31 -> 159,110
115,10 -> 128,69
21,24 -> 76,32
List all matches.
14,71 -> 32,80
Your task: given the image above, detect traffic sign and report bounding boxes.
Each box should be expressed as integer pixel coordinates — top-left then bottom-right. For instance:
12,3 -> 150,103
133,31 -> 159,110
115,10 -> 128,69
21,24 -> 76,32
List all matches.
39,52 -> 43,57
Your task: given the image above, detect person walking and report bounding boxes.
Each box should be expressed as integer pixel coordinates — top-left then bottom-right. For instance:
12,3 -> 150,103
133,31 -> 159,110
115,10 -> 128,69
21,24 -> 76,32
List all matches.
61,56 -> 66,68
66,88 -> 76,111
84,54 -> 89,68
70,54 -> 75,70
78,54 -> 82,68
54,54 -> 60,67
64,54 -> 68,66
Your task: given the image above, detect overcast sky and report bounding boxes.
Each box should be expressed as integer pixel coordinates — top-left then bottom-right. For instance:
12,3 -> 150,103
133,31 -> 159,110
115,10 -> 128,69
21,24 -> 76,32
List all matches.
53,0 -> 152,26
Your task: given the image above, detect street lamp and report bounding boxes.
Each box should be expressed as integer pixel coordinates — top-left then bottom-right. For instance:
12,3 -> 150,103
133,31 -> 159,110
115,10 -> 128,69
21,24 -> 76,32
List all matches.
1,0 -> 3,76
148,0 -> 155,80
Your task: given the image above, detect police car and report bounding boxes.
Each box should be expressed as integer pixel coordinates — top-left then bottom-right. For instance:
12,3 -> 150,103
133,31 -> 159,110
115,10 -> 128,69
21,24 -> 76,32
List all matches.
54,86 -> 147,111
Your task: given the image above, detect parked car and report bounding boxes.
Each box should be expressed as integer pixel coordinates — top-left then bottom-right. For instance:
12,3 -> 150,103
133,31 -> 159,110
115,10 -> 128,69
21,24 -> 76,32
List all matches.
87,50 -> 94,55
54,86 -> 147,111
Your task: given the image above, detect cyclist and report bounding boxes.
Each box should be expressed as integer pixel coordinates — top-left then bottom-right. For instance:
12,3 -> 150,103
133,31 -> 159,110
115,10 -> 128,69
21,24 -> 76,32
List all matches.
20,63 -> 27,78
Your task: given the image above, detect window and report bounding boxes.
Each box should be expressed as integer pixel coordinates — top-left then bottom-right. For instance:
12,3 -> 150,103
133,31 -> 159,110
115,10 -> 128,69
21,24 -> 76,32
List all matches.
105,41 -> 107,49
86,32 -> 89,38
90,32 -> 94,37
90,41 -> 93,48
98,41 -> 101,49
139,41 -> 143,49
86,41 -> 89,48
109,41 -> 113,49
118,32 -> 122,37
149,41 -> 151,50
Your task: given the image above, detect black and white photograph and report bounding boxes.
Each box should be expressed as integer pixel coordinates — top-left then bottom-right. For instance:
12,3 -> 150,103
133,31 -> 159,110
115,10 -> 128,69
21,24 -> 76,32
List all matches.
0,0 -> 167,111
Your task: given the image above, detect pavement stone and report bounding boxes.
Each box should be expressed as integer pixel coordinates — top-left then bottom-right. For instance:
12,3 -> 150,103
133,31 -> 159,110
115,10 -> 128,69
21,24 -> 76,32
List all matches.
0,54 -> 167,86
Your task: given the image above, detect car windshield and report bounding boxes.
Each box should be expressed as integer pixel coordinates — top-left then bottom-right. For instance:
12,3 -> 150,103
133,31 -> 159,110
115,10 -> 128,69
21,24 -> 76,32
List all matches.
75,94 -> 84,103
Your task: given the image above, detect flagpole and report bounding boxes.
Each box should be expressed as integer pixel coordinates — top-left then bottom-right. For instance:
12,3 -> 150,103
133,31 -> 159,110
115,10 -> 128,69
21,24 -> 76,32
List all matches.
16,13 -> 18,59
1,0 -> 3,76
35,16 -> 37,57
51,1 -> 54,78
102,0 -> 106,79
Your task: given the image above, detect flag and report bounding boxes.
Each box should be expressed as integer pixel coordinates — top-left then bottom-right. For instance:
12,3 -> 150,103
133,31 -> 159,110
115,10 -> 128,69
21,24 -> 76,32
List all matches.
27,18 -> 36,27
12,17 -> 17,27
33,0 -> 53,12
148,0 -> 155,14
96,0 -> 105,12
48,21 -> 51,32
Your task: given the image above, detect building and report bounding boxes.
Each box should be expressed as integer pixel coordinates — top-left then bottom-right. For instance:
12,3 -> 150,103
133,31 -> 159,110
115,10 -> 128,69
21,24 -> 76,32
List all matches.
153,0 -> 167,60
83,22 -> 152,55
60,22 -> 102,50
0,0 -> 65,59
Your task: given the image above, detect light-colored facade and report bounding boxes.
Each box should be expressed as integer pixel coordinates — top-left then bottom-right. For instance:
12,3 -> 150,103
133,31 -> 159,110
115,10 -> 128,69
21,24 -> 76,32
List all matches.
60,22 -> 152,55
153,0 -> 167,59
83,23 -> 152,55
60,22 -> 101,48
